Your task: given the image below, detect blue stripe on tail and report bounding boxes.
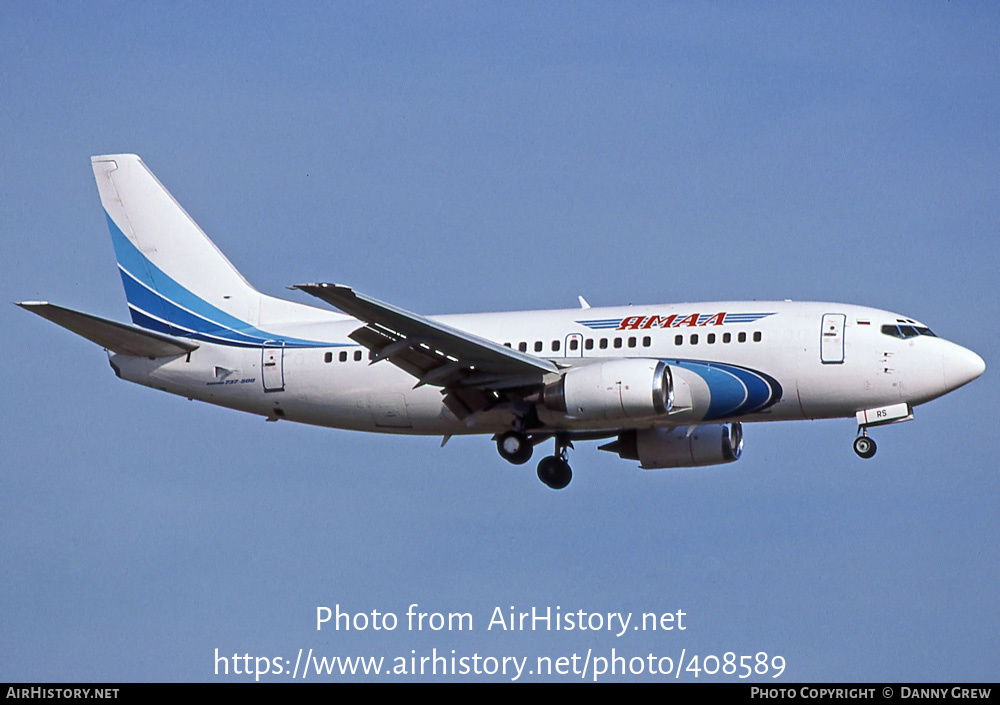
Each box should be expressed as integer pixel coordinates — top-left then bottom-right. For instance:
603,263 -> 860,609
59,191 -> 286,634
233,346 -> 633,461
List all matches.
105,211 -> 335,348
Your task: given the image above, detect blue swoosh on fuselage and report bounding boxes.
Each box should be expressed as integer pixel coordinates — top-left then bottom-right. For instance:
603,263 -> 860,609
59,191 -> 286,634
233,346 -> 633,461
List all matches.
666,359 -> 782,420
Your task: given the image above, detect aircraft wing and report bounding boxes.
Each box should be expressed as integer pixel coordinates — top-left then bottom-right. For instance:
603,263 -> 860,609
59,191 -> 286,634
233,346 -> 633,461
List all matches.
17,302 -> 198,358
292,283 -> 558,397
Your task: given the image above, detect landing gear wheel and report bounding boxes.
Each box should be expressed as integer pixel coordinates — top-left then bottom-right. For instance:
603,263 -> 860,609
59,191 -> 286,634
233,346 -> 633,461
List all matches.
537,456 -> 572,489
497,431 -> 532,465
853,435 -> 877,459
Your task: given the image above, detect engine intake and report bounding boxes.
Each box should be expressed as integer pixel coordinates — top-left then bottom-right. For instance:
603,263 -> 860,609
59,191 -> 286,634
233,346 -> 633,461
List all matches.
541,359 -> 673,422
600,423 -> 743,469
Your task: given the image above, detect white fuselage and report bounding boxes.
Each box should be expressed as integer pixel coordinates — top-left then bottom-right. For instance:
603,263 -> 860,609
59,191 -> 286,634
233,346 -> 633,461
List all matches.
108,300 -> 983,436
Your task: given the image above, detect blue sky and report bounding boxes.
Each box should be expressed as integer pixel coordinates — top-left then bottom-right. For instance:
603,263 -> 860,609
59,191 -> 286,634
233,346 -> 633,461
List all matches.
2,2 -> 998,682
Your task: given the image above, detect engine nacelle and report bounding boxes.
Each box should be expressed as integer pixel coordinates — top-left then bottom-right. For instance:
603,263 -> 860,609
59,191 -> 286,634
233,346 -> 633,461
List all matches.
541,359 -> 673,422
601,423 -> 743,469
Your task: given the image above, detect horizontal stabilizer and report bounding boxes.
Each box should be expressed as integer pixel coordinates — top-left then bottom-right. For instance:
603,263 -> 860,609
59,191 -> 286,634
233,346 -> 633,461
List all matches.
17,302 -> 198,358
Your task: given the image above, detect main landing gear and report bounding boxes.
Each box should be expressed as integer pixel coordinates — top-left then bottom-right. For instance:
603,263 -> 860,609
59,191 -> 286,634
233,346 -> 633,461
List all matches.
496,430 -> 573,489
853,429 -> 877,459
536,438 -> 572,490
496,430 -> 533,465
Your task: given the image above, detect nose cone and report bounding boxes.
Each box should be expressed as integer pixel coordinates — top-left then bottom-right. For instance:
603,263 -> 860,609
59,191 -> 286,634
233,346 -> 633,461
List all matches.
942,344 -> 986,392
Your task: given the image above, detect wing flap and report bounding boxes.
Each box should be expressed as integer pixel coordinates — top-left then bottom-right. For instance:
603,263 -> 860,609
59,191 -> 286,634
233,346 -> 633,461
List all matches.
18,302 -> 198,358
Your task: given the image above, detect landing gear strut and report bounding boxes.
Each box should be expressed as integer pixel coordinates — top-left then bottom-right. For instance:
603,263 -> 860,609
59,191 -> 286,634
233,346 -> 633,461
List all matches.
853,429 -> 877,459
537,436 -> 573,490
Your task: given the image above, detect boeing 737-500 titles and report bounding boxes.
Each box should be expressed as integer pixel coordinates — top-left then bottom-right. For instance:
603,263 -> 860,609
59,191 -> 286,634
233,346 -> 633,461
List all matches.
19,155 -> 986,488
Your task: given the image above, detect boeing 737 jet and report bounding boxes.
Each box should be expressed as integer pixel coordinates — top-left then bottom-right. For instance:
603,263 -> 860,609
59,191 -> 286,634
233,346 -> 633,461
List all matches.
19,155 -> 986,488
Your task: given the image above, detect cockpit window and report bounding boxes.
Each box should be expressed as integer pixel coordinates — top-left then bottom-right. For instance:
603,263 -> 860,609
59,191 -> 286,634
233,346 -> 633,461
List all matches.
881,324 -> 936,339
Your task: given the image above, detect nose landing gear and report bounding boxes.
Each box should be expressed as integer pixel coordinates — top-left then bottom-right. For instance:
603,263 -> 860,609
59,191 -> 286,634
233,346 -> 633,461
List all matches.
852,403 -> 913,459
853,429 -> 877,459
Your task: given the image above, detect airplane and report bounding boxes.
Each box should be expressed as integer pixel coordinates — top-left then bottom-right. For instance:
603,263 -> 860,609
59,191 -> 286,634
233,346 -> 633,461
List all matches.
19,154 -> 986,489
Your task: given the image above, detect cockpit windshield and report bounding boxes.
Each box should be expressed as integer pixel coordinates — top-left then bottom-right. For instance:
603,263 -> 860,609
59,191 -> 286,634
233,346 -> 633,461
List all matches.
881,324 -> 935,339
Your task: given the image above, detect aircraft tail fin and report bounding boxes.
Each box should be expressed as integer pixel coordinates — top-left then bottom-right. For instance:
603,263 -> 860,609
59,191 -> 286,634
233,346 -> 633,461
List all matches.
92,154 -> 266,340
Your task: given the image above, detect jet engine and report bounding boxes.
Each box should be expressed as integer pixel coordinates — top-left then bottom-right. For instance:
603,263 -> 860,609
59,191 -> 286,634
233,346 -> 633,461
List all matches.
540,359 -> 674,422
599,423 -> 743,469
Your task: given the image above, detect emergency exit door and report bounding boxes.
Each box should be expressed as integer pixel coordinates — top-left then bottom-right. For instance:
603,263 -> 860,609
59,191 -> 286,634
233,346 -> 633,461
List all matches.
565,333 -> 584,358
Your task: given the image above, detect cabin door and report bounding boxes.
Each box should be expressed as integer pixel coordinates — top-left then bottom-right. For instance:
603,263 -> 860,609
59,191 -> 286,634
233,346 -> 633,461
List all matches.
262,342 -> 286,391
820,314 -> 846,364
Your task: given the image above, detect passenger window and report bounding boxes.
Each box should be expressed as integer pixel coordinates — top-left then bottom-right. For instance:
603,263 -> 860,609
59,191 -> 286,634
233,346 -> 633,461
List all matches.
707,333 -> 716,344
628,337 -> 636,348
675,335 -> 683,346
614,338 -> 623,349
642,336 -> 651,347
325,352 -> 333,363
534,341 -> 543,352
570,339 -> 579,351
552,340 -> 560,352
354,350 -> 363,361
723,333 -> 731,343
599,338 -> 608,349
690,334 -> 698,345
585,339 -> 594,350
518,342 -> 527,352
753,331 -> 761,342
503,342 -> 511,348
339,351 -> 348,362
738,332 -> 747,343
